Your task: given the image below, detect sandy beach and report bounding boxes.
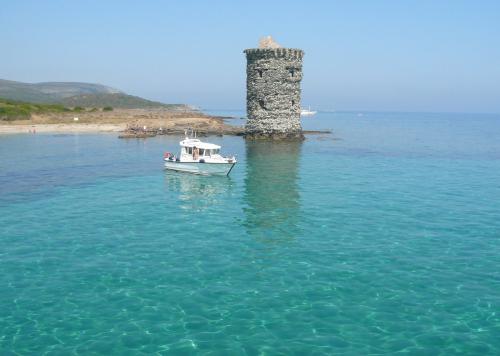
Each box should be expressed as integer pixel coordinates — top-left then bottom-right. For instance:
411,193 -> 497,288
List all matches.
0,123 -> 126,134
0,109 -> 242,135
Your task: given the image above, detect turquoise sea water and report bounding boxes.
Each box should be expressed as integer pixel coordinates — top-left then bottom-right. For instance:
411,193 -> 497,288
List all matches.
1,112 -> 500,354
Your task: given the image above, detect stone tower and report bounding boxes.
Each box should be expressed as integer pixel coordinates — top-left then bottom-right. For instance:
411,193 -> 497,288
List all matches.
244,36 -> 304,139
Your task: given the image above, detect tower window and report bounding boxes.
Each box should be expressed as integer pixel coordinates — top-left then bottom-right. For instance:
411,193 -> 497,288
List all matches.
290,69 -> 295,78
257,69 -> 263,78
259,100 -> 266,110
292,100 -> 295,106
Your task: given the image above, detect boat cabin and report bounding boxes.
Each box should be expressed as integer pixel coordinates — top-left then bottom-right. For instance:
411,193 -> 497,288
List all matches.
183,146 -> 220,157
179,138 -> 223,161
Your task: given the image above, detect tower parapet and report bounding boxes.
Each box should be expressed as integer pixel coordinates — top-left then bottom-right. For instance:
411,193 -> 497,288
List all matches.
244,48 -> 304,60
244,39 -> 305,139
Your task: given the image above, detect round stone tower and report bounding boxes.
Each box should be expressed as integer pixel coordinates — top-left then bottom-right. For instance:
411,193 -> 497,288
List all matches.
244,37 -> 304,139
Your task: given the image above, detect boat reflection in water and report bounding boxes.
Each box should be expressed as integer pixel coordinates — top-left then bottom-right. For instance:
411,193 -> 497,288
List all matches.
243,140 -> 303,242
164,171 -> 234,212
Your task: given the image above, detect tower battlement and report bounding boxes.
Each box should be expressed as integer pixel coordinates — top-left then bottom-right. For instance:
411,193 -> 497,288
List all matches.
244,48 -> 304,60
244,40 -> 305,139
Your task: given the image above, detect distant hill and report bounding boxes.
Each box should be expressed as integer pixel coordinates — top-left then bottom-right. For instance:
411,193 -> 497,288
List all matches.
60,93 -> 183,109
0,79 -> 183,109
0,79 -> 121,102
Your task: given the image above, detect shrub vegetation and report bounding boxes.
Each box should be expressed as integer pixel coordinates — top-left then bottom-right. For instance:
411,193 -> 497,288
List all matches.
0,97 -> 70,121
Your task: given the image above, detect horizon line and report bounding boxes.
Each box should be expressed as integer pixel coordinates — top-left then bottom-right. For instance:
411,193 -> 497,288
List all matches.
202,108 -> 500,116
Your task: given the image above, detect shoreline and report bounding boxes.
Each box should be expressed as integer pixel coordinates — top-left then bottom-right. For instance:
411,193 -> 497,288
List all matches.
0,108 -> 243,136
0,124 -> 329,136
0,123 -> 127,134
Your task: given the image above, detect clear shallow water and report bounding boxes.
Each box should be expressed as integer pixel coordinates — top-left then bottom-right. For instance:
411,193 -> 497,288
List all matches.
1,112 -> 500,354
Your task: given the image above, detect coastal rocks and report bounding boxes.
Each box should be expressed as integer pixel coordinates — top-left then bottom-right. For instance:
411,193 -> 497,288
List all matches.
118,131 -> 156,139
244,39 -> 304,140
118,121 -> 244,139
245,131 -> 304,140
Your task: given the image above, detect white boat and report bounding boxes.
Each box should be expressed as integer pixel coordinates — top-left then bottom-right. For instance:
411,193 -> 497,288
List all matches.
300,106 -> 317,117
164,133 -> 237,176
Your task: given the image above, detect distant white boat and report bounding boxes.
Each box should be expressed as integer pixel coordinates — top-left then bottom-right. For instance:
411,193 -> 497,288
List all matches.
164,131 -> 237,176
300,106 -> 317,117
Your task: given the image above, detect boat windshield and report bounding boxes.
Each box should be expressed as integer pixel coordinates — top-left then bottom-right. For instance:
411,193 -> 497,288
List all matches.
204,149 -> 220,156
181,143 -> 221,157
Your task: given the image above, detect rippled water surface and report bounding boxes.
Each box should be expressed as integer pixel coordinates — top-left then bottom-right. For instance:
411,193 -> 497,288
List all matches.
1,112 -> 500,354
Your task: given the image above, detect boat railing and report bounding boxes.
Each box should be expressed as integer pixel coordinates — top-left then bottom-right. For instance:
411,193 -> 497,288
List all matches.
184,128 -> 198,139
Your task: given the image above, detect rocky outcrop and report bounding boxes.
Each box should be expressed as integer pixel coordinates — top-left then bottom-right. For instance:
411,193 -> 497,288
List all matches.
118,119 -> 244,139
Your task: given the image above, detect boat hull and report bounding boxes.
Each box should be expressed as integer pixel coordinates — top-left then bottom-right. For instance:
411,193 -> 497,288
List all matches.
300,111 -> 317,117
164,161 -> 236,175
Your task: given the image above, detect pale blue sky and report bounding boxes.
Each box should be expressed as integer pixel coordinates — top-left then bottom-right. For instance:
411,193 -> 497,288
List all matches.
1,0 -> 499,113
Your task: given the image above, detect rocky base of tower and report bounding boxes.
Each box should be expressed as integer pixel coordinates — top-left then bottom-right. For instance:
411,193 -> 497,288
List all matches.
244,130 -> 305,141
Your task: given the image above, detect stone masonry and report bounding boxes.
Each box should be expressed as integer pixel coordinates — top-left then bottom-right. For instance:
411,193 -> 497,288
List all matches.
244,39 -> 305,139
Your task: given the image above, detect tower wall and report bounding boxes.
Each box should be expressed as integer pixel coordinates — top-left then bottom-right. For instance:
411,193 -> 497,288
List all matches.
244,48 -> 304,139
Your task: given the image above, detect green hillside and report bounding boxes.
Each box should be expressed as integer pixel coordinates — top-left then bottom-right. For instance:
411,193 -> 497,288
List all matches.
0,98 -> 71,121
0,79 -> 182,109
60,93 -> 185,109
0,79 -> 121,103
0,80 -> 57,103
